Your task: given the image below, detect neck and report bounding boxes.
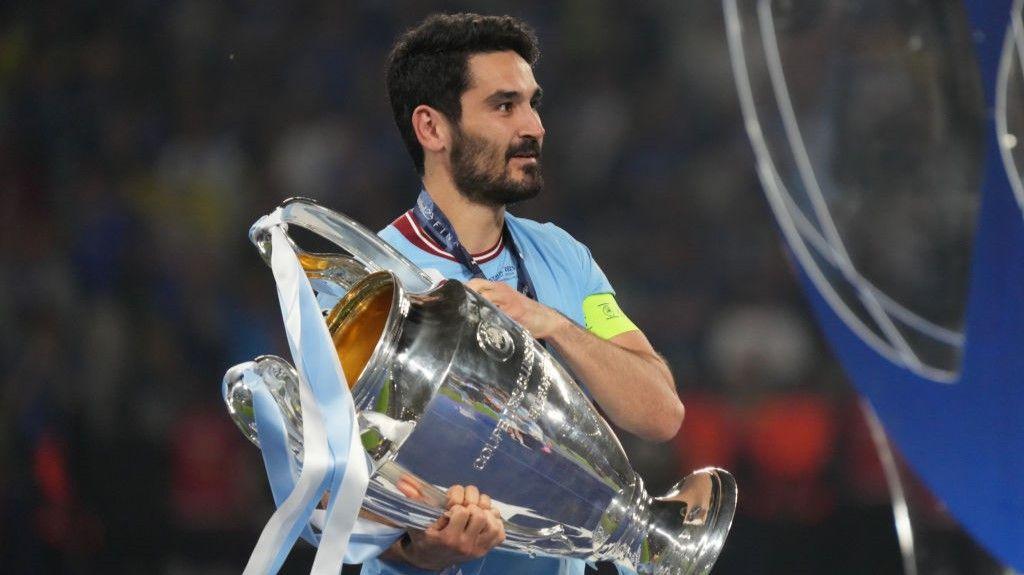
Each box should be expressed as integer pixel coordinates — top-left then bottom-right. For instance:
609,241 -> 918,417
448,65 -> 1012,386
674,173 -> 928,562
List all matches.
421,169 -> 505,253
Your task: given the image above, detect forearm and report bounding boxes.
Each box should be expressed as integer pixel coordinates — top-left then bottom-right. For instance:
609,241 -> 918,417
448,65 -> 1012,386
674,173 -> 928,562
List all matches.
546,317 -> 684,441
379,533 -> 448,571
379,534 -> 411,564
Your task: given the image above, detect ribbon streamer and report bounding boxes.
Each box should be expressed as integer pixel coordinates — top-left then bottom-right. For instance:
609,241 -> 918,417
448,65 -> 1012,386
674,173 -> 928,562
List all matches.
241,211 -> 371,574
244,369 -> 319,546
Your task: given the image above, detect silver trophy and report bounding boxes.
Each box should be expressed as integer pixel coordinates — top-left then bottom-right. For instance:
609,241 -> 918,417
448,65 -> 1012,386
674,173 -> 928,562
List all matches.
227,198 -> 736,574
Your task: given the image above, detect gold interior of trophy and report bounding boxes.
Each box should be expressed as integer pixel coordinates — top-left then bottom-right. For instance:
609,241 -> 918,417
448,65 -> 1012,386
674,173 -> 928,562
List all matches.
325,275 -> 394,388
298,252 -> 332,271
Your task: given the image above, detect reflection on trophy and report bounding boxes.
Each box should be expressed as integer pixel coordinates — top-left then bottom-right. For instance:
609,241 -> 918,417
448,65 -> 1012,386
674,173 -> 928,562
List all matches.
226,198 -> 736,574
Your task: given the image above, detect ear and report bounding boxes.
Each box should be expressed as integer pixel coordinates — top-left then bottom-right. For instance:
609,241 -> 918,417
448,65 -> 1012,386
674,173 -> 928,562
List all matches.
411,105 -> 452,155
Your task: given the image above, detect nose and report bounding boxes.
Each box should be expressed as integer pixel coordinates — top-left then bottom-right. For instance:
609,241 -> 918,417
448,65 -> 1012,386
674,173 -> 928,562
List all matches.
518,107 -> 545,142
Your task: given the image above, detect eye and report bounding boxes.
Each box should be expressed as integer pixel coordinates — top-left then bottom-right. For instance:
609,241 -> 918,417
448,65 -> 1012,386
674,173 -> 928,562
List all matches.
530,98 -> 542,110
497,102 -> 513,113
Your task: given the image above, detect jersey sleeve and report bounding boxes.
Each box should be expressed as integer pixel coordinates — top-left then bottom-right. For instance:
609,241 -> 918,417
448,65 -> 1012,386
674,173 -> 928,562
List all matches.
569,235 -> 641,339
572,239 -> 614,297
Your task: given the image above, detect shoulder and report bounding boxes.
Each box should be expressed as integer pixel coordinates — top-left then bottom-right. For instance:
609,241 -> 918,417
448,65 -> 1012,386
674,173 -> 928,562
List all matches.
378,213 -> 469,280
505,213 -> 590,255
378,210 -> 413,244
506,213 -> 612,298
378,222 -> 403,245
377,213 -> 434,267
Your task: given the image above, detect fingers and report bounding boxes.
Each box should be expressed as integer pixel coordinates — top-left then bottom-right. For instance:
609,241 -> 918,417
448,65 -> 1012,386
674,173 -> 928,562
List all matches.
448,506 -> 505,556
446,484 -> 482,508
440,486 -> 497,538
440,504 -> 502,536
428,513 -> 450,532
476,508 -> 505,549
473,286 -> 511,318
443,504 -> 472,533
465,279 -> 509,303
463,485 -> 480,507
463,280 -> 551,337
465,279 -> 498,294
464,505 -> 491,536
446,485 -> 464,508
420,502 -> 505,563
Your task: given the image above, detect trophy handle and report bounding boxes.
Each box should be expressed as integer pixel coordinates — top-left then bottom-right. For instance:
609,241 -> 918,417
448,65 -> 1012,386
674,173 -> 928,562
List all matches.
250,197 -> 435,294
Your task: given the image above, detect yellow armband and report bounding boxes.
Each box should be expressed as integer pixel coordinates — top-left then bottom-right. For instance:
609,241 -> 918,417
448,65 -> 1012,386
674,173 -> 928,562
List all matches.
582,293 -> 638,340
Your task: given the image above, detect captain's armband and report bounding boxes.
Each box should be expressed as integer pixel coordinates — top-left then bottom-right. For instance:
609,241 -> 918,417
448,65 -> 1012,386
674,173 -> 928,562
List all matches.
582,293 -> 638,340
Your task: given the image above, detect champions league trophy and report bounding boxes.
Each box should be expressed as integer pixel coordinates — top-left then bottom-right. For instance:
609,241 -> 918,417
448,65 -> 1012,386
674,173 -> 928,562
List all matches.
225,198 -> 736,574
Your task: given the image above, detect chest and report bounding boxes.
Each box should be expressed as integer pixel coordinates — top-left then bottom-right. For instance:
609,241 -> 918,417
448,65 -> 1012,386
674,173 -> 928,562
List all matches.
402,248 -> 584,328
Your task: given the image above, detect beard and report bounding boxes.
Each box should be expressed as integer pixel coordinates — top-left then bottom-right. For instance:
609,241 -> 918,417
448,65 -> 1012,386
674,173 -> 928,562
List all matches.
450,127 -> 544,207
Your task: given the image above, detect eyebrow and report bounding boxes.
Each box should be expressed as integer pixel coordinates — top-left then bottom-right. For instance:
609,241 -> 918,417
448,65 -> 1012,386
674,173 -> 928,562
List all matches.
484,87 -> 544,105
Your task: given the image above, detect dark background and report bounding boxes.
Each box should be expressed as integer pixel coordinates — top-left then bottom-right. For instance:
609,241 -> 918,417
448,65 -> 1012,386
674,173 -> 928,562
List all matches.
0,1 -> 915,573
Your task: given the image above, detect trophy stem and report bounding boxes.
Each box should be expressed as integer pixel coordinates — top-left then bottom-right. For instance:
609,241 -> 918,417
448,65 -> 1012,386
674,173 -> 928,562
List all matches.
611,468 -> 737,575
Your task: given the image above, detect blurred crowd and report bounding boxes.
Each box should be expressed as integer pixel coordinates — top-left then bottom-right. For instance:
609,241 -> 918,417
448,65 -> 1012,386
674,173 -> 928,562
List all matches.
0,1 -> 924,573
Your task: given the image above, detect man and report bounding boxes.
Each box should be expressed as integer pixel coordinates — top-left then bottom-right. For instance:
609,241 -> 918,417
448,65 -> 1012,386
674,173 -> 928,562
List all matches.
361,13 -> 684,574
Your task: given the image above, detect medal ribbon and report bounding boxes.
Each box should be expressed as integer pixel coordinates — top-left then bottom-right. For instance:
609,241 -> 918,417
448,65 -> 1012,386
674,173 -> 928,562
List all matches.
412,190 -> 537,300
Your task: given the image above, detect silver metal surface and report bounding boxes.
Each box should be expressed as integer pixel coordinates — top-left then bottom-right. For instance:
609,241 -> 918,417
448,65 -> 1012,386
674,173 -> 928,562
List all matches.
248,197 -> 434,302
228,198 -> 737,573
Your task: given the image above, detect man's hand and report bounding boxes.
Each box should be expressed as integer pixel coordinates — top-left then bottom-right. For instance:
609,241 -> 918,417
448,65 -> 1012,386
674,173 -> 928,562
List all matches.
466,279 -> 568,339
468,280 -> 683,441
385,484 -> 505,570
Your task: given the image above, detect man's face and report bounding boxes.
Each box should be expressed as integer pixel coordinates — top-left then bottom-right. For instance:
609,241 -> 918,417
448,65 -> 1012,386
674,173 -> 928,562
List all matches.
449,51 -> 545,207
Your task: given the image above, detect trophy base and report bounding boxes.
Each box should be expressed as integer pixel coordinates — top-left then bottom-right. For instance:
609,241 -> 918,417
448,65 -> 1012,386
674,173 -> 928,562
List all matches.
636,467 -> 738,575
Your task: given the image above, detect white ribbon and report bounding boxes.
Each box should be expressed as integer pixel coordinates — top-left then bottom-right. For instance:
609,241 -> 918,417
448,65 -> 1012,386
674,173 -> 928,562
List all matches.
242,210 -> 370,574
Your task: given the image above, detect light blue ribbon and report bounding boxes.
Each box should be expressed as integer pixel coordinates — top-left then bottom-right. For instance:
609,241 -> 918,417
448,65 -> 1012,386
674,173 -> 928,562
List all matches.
231,368 -> 403,565
243,370 -> 321,546
239,215 -> 371,574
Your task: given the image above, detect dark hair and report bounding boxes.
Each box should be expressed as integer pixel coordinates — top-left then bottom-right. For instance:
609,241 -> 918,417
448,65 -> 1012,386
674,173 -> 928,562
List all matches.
385,13 -> 540,174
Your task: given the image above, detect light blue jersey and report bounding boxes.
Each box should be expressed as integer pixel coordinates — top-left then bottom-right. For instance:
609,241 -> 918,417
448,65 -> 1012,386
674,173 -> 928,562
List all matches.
380,209 -> 614,325
357,209 -> 614,575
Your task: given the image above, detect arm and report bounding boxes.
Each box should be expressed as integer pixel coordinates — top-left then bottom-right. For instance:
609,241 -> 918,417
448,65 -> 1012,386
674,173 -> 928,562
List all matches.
466,279 -> 684,442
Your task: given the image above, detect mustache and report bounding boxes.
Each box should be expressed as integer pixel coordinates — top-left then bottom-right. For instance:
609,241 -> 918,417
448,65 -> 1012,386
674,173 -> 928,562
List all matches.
506,138 -> 542,160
